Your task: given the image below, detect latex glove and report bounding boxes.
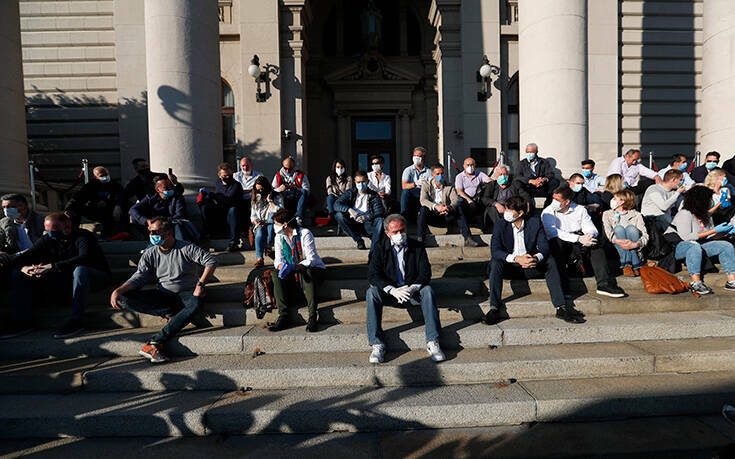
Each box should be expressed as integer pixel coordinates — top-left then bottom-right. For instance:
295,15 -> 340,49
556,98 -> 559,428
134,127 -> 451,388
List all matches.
723,201 -> 731,209
348,209 -> 360,220
405,284 -> 421,295
728,226 -> 735,235
715,222 -> 733,234
578,234 -> 597,247
354,214 -> 367,224
278,263 -> 296,279
390,286 -> 411,303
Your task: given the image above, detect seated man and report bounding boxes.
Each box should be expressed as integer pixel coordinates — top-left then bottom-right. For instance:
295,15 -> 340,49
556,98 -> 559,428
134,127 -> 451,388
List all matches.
418,164 -> 478,247
272,156 -> 310,225
65,166 -> 128,238
516,143 -> 560,207
123,158 -> 183,205
110,217 -> 217,363
233,156 -> 263,227
542,186 -> 626,298
269,209 -> 326,333
641,169 -> 685,230
400,146 -> 431,218
606,148 -> 662,196
0,194 -> 45,271
568,173 -> 603,219
0,212 -> 111,340
366,214 -> 445,364
333,171 -> 386,250
455,156 -> 490,223
485,196 -> 583,325
130,176 -> 199,242
199,162 -> 247,251
479,165 -> 530,231
581,159 -> 605,193
657,154 -> 694,187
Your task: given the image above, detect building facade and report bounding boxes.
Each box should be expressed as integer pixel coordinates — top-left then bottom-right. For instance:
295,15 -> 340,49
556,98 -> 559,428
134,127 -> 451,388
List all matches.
2,0 -> 734,206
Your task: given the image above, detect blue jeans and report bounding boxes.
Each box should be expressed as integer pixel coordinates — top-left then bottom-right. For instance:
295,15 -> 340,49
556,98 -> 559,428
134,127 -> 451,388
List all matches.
284,188 -> 308,218
200,204 -> 240,243
675,240 -> 735,276
613,225 -> 643,269
365,285 -> 441,346
333,212 -> 384,247
11,265 -> 111,324
174,219 -> 200,243
254,221 -> 274,259
118,288 -> 201,343
326,194 -> 338,216
400,188 -> 421,217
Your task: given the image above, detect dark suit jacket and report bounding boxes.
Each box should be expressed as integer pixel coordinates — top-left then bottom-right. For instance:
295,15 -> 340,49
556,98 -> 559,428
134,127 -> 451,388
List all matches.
491,216 -> 550,262
334,188 -> 386,221
368,236 -> 431,289
479,180 -> 531,208
516,157 -> 556,185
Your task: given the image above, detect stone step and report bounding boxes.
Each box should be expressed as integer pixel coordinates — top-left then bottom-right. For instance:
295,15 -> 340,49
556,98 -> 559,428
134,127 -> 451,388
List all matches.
2,310 -> 734,359
2,371 -> 733,438
80,337 -> 735,392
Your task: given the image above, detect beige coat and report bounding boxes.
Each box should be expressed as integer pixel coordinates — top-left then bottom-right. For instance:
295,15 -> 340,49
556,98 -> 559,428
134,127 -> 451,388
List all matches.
419,178 -> 461,211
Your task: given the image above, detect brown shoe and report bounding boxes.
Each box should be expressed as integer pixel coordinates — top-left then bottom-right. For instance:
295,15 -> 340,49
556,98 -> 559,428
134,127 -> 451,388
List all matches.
622,266 -> 635,277
633,268 -> 640,277
254,258 -> 264,268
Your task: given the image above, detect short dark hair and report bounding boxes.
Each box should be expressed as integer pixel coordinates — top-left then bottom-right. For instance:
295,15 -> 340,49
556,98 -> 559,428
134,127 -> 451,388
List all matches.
153,174 -> 170,187
663,169 -> 683,182
371,155 -> 384,165
149,216 -> 173,234
568,173 -> 584,182
273,208 -> 294,225
431,163 -> 444,173
670,154 -> 686,166
413,146 -> 427,156
218,162 -> 233,171
504,196 -> 527,214
45,212 -> 70,224
553,185 -> 574,202
581,159 -> 595,167
354,170 -> 368,180
706,151 -> 721,160
132,158 -> 147,167
0,193 -> 27,205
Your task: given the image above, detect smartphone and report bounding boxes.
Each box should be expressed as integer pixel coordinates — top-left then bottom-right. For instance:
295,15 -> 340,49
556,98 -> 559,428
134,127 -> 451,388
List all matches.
168,168 -> 173,176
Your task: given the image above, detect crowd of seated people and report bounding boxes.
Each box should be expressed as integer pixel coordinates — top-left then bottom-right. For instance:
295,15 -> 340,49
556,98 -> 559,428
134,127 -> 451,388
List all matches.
5,146 -> 735,368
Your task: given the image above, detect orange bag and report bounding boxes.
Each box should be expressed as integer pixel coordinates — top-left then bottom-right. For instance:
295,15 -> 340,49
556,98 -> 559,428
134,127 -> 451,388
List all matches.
639,263 -> 700,298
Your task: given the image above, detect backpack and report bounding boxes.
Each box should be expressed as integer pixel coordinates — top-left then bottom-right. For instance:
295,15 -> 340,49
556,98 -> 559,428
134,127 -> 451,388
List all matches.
243,269 -> 277,318
639,262 -> 700,297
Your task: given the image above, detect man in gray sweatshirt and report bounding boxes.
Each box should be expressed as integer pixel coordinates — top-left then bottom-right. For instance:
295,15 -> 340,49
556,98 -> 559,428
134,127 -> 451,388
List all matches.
110,216 -> 217,363
641,169 -> 686,230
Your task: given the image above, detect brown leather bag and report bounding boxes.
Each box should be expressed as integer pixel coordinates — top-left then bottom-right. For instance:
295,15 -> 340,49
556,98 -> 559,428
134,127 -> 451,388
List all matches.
639,263 -> 700,298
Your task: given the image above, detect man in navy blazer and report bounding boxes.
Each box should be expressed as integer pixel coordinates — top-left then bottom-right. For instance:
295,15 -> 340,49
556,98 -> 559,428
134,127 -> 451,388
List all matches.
485,196 -> 584,325
334,171 -> 386,250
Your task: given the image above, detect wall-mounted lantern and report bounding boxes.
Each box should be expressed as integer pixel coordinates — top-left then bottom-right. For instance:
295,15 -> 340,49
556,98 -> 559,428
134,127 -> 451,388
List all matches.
477,55 -> 501,101
248,55 -> 270,103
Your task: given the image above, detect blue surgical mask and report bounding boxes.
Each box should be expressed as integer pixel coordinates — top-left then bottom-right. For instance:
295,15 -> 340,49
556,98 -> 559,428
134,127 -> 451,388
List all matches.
526,153 -> 536,162
581,169 -> 592,178
571,184 -> 583,193
356,182 -> 368,192
149,234 -> 163,246
4,207 -> 21,220
706,161 -> 718,170
724,178 -> 729,187
162,190 -> 175,199
622,182 -> 628,189
678,162 -> 688,171
435,175 -> 444,184
497,175 -> 509,185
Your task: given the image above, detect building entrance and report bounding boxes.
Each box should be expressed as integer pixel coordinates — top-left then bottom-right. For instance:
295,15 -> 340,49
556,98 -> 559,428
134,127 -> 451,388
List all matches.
352,117 -> 396,192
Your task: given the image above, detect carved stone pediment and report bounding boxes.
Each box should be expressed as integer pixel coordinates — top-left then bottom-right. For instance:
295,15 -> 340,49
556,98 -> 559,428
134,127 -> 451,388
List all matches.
325,54 -> 422,83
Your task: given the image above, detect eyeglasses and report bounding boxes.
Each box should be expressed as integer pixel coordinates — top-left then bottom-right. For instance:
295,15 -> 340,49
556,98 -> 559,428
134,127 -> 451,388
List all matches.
149,230 -> 165,235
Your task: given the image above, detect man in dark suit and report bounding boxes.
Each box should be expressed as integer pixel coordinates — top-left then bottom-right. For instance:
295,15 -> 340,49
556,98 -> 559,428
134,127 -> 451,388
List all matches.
334,170 -> 386,250
485,196 -> 584,325
366,214 -> 445,364
479,165 -> 531,231
515,143 -> 560,206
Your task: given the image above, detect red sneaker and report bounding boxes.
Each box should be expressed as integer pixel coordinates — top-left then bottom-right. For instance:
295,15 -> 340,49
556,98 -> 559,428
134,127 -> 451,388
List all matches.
139,341 -> 169,363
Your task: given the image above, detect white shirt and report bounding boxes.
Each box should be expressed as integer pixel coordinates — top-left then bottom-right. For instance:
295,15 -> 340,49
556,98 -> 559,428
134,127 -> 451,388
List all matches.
505,221 -> 544,263
583,173 -> 605,193
607,156 -> 658,187
541,202 -> 598,242
271,170 -> 311,192
354,192 -> 369,214
367,171 -> 391,196
657,165 -> 695,187
15,220 -> 32,252
273,227 -> 326,270
233,169 -> 264,198
433,184 -> 444,205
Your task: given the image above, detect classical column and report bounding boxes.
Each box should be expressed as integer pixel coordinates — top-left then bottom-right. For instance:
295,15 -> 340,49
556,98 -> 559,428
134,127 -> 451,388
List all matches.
0,0 -> 30,196
144,0 -> 221,192
519,0 -> 587,176
701,0 -> 735,153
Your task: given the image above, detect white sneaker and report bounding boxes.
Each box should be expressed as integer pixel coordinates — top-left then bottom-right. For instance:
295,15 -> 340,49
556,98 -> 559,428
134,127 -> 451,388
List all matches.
296,217 -> 303,226
426,340 -> 445,362
369,344 -> 385,363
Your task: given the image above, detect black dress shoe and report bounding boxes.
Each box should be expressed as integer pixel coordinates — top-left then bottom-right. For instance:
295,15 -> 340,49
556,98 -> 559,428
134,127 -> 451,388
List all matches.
556,305 -> 586,324
268,314 -> 289,332
306,314 -> 318,332
356,240 -> 367,250
226,241 -> 239,252
481,308 -> 503,325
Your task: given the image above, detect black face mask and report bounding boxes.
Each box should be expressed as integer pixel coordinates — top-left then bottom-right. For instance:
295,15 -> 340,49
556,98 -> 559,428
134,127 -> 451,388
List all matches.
137,168 -> 151,177
223,176 -> 234,183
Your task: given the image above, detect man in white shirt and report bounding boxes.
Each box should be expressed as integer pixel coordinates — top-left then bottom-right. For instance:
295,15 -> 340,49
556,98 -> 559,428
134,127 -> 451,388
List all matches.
542,186 -> 626,298
641,169 -> 685,230
607,148 -> 662,195
656,154 -> 694,188
233,157 -> 264,200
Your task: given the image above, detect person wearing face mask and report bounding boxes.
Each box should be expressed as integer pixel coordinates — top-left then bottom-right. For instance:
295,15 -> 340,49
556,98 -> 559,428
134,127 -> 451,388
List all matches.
641,169 -> 685,231
64,166 -> 129,239
109,217 -> 217,363
250,176 -> 283,267
455,157 -> 490,223
0,213 -> 110,340
400,147 -> 431,219
124,158 -> 183,204
272,157 -> 310,226
602,190 -> 649,277
516,143 -> 560,207
567,173 -> 603,221
325,159 -> 353,217
198,162 -> 247,252
580,160 -> 605,193
334,171 -> 386,250
0,194 -> 45,267
417,164 -> 478,247
704,168 -> 735,226
366,214 -> 445,364
479,165 -> 531,232
606,148 -> 662,196
367,155 -> 392,201
657,154 -> 695,188
269,209 -> 326,333
130,176 -> 198,243
542,186 -> 626,298
486,196 -> 581,325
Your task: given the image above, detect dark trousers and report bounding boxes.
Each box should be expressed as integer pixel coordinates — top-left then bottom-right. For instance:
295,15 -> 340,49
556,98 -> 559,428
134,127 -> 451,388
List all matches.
333,212 -> 384,247
548,237 -> 615,289
417,205 -> 471,239
488,258 -> 566,309
72,204 -> 127,237
483,205 -> 503,233
400,188 -> 421,220
524,178 -> 560,207
272,267 -> 325,317
11,266 -> 110,324
118,288 -> 201,343
200,203 -> 245,243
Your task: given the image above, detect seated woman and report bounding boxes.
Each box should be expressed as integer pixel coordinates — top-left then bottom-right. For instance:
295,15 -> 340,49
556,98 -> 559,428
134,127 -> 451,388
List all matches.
250,176 -> 283,268
270,209 -> 326,333
667,185 -> 735,295
704,168 -> 735,225
600,173 -> 626,210
326,159 -> 352,217
367,155 -> 392,210
602,189 -> 648,277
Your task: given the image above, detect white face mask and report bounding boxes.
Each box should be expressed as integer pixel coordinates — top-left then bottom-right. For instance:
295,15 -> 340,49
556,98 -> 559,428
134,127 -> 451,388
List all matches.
390,232 -> 407,246
550,200 -> 563,211
503,210 -> 520,223
335,167 -> 345,176
609,198 -> 619,210
465,166 -> 475,175
412,156 -> 423,166
274,223 -> 284,234
99,175 -> 111,183
372,164 -> 382,173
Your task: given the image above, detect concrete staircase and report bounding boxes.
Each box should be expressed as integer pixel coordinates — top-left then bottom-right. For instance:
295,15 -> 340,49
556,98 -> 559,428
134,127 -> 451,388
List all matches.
1,233 -> 735,454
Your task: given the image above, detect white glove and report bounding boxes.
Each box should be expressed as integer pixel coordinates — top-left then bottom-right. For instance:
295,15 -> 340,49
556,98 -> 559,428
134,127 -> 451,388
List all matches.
354,214 -> 367,223
578,234 -> 597,247
348,209 -> 360,220
390,286 -> 411,303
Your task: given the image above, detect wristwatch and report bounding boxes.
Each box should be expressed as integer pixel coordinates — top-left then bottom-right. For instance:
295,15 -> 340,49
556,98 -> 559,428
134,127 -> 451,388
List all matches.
197,281 -> 206,288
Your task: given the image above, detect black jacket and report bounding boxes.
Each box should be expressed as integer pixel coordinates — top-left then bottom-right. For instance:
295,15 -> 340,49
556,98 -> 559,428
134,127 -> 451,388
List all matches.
13,228 -> 110,274
516,157 -> 556,184
691,165 -> 735,184
491,216 -> 550,262
334,188 -> 386,221
368,236 -> 431,290
129,193 -> 187,226
124,171 -> 184,204
65,180 -> 125,213
479,180 -> 531,207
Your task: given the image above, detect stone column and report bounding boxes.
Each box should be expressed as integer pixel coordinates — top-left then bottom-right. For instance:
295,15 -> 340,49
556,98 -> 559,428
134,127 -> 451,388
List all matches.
0,0 -> 30,196
701,0 -> 735,153
144,0 -> 221,192
519,0 -> 588,177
